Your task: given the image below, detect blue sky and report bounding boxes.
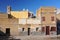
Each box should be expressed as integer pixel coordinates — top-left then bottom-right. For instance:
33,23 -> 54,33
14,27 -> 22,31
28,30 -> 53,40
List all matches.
0,0 -> 60,15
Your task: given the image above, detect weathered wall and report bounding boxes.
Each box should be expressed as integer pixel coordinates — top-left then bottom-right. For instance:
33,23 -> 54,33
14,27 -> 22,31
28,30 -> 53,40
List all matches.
0,14 -> 8,18
41,13 -> 56,25
11,11 -> 28,18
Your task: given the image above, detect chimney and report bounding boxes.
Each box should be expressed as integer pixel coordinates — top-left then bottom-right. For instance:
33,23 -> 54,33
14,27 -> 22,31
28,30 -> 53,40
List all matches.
7,6 -> 12,18
7,6 -> 11,14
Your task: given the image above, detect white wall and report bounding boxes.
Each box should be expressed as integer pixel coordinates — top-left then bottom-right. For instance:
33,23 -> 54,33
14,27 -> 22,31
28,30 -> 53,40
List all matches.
27,18 -> 41,24
19,19 -> 26,24
19,18 -> 41,24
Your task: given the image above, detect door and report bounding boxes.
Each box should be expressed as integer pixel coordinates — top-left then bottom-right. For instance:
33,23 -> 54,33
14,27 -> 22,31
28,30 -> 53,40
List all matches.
46,26 -> 50,35
57,20 -> 60,35
42,27 -> 45,32
28,28 -> 30,35
6,28 -> 10,36
22,28 -> 24,31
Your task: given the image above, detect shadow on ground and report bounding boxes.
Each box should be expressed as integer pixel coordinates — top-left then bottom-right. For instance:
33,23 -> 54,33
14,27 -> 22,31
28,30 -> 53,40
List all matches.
0,30 -> 20,40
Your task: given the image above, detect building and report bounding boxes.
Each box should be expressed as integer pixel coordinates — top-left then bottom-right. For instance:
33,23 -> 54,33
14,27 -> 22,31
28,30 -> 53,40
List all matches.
56,9 -> 60,34
37,7 -> 57,35
0,6 -> 42,36
1,6 -> 60,36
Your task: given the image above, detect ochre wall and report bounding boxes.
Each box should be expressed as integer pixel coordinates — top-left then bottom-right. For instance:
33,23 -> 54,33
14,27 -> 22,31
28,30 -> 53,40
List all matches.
36,7 -> 56,25
11,11 -> 28,18
0,18 -> 19,36
0,24 -> 19,36
0,14 -> 8,18
41,13 -> 56,25
0,18 -> 18,24
36,7 -> 56,18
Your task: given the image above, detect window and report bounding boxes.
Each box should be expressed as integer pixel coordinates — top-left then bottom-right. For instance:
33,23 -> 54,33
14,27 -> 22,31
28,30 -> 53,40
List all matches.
36,27 -> 39,31
51,16 -> 54,21
42,17 -> 45,21
42,27 -> 45,32
22,28 -> 24,31
51,27 -> 56,31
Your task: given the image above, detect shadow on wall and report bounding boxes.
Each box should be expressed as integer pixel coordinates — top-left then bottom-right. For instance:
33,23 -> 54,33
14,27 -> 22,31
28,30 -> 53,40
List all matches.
57,18 -> 60,35
0,28 -> 20,40
0,30 -> 9,40
8,14 -> 16,18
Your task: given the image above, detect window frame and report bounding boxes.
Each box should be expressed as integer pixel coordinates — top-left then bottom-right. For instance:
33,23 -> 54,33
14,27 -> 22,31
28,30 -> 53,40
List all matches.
51,16 -> 54,21
42,17 -> 45,21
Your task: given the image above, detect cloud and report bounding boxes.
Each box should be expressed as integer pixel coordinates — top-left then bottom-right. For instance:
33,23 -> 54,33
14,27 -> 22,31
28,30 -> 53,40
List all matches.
56,9 -> 60,14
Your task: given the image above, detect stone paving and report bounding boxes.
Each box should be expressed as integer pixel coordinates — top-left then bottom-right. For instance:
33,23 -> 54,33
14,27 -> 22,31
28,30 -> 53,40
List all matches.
0,35 -> 60,40
13,35 -> 60,40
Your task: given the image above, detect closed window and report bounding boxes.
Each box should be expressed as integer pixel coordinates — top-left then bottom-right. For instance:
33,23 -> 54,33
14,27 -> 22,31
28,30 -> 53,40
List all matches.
42,27 -> 45,32
51,16 -> 54,21
51,27 -> 56,31
42,17 -> 45,21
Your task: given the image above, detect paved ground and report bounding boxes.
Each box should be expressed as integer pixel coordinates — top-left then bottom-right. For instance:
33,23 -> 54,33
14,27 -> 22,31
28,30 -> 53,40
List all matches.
12,35 -> 60,40
0,35 -> 60,40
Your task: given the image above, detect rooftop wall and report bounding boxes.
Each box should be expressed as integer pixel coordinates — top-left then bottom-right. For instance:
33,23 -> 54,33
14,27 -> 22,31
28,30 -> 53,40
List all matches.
11,11 -> 28,18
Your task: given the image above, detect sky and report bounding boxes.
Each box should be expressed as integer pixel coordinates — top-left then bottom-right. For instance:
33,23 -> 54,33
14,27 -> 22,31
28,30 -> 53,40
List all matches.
0,0 -> 60,15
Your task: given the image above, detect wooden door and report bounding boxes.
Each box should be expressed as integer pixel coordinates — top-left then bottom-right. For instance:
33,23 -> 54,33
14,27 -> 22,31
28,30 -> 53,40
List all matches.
46,26 -> 50,35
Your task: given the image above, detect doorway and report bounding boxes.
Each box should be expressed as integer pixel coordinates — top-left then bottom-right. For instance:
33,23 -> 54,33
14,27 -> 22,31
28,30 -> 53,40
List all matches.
6,28 -> 10,36
46,26 -> 50,35
28,28 -> 30,35
22,28 -> 24,32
